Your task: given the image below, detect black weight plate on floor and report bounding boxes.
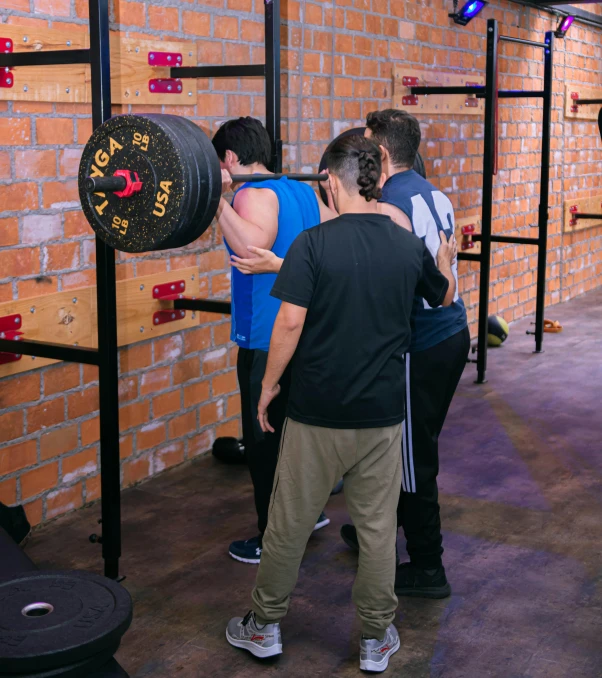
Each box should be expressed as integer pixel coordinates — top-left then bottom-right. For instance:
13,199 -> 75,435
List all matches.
78,114 -> 193,253
318,126 -> 365,204
0,571 -> 132,674
150,115 -> 202,251
1,641 -> 120,678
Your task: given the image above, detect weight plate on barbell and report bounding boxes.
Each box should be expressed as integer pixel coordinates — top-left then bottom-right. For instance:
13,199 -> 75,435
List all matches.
78,114 -> 196,253
0,570 -> 132,674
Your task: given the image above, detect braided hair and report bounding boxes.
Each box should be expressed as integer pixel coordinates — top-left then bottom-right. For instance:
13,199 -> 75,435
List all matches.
325,135 -> 382,202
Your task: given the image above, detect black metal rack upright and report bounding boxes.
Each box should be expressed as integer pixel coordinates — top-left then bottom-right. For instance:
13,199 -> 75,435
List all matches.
0,0 -> 122,579
410,18 -> 554,383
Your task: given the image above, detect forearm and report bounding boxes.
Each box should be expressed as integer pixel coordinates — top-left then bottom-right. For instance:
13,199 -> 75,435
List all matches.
438,263 -> 456,306
215,198 -> 274,256
262,314 -> 303,389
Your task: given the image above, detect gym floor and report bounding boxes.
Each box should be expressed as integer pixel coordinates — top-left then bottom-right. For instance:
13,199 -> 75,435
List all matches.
25,288 -> 602,678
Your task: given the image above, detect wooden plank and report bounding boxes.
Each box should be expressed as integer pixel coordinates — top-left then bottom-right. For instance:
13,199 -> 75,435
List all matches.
564,84 -> 602,121
563,195 -> 602,232
0,27 -> 196,105
0,267 -> 207,378
393,67 -> 485,116
456,215 -> 482,255
0,25 -> 89,104
110,36 -> 196,105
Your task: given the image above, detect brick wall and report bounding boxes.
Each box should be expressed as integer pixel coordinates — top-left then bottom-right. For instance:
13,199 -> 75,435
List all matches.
1,0 -> 601,527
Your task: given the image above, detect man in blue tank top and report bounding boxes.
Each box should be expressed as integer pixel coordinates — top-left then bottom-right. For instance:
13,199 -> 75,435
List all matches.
339,109 -> 470,599
212,117 -> 335,565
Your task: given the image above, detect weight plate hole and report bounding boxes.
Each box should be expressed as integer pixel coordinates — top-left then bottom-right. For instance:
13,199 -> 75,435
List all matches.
22,602 -> 54,618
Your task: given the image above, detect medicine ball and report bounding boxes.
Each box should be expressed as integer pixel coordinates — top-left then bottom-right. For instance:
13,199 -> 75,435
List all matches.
212,437 -> 246,464
487,315 -> 509,347
318,126 -> 426,204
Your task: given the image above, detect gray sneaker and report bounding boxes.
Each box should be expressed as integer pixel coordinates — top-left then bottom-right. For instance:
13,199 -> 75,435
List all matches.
226,611 -> 283,659
359,624 -> 400,672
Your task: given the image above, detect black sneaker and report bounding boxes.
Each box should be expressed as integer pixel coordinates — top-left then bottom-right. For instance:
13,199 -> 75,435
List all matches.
340,524 -> 359,552
229,535 -> 262,564
0,502 -> 31,546
394,562 -> 451,599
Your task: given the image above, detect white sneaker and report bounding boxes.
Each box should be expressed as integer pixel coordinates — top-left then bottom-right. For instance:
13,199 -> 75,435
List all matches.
226,611 -> 283,658
359,624 -> 400,672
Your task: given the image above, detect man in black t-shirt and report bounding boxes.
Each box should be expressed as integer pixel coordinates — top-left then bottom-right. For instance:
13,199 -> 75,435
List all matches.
226,135 -> 455,673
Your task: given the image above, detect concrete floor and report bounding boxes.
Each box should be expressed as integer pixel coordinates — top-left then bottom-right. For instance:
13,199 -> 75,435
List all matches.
25,289 -> 602,678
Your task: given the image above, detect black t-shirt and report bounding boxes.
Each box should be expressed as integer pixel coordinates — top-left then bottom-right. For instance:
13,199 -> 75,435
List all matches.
270,212 -> 449,429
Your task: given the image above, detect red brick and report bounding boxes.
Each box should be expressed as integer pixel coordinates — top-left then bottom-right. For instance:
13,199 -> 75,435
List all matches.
42,180 -> 79,209
214,15 -> 239,39
120,344 -> 152,372
0,118 -> 31,145
67,387 -> 99,419
148,5 -> 179,31
21,462 -> 59,500
120,401 -> 150,430
184,327 -> 211,354
24,498 -> 43,527
0,478 -> 17,505
228,394 -> 241,416
15,150 -> 56,178
41,425 -> 78,460
0,440 -> 37,475
44,363 -> 80,396
33,0 -> 70,15
213,322 -> 232,346
202,348 -> 228,374
80,416 -> 100,447
0,373 -> 40,409
17,278 -> 58,299
83,365 -> 99,385
27,398 -> 64,433
216,419 -> 240,439
77,118 -> 93,144
212,370 -> 238,396
183,10 -> 211,36
113,0 -> 146,25
36,118 -> 73,145
62,449 -> 97,483
62,271 -> 96,290
122,454 -> 151,486
59,149 -> 82,177
154,335 -> 183,363
189,428 -> 215,457
168,411 -> 197,438
200,401 -> 220,426
85,474 -> 101,502
46,482 -> 83,520
183,380 -> 210,408
64,210 -> 91,238
0,183 -> 38,212
154,442 -> 185,471
138,421 -> 166,451
22,214 -> 62,244
140,366 -> 171,395
0,152 -> 10,179
153,390 -> 182,417
173,356 -> 201,385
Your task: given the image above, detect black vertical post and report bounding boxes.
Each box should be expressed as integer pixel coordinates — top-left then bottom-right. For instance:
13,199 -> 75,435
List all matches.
89,0 -> 121,580
475,18 -> 498,384
264,0 -> 282,172
533,32 -> 554,353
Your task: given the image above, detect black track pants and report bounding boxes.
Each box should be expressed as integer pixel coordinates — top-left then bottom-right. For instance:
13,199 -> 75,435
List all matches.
397,326 -> 471,569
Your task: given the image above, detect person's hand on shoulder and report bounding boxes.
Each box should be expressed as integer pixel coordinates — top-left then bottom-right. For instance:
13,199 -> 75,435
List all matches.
437,230 -> 457,270
230,246 -> 282,275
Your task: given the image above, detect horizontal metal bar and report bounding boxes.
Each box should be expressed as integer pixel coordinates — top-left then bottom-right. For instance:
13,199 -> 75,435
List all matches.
85,176 -> 128,193
498,90 -> 545,98
231,173 -> 327,183
499,35 -> 548,48
170,64 -> 265,79
572,212 -> 602,219
472,234 -> 540,245
173,298 -> 232,315
0,49 -> 91,67
574,98 -> 602,105
410,86 -> 485,96
0,338 -> 99,364
458,252 -> 482,262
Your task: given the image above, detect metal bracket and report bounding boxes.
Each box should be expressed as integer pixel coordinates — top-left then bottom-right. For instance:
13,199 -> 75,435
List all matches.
148,78 -> 183,94
402,95 -> 419,106
0,38 -> 13,89
148,51 -> 182,67
0,314 -> 23,364
152,280 -> 188,326
401,76 -> 419,87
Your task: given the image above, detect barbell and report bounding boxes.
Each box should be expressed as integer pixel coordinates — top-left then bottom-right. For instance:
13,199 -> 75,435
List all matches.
78,114 -> 425,253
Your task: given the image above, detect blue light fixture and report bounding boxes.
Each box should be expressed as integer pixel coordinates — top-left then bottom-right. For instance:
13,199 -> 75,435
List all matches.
449,0 -> 487,26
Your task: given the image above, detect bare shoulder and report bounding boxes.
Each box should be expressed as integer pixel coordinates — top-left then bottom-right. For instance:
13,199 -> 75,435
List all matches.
377,202 -> 412,232
233,186 -> 279,216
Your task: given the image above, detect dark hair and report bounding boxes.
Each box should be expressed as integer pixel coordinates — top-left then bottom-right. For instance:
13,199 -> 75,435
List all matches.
325,135 -> 382,202
366,109 -> 421,169
212,117 -> 272,168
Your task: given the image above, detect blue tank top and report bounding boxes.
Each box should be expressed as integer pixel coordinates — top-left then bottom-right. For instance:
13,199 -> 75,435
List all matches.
380,170 -> 468,353
226,177 -> 320,351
